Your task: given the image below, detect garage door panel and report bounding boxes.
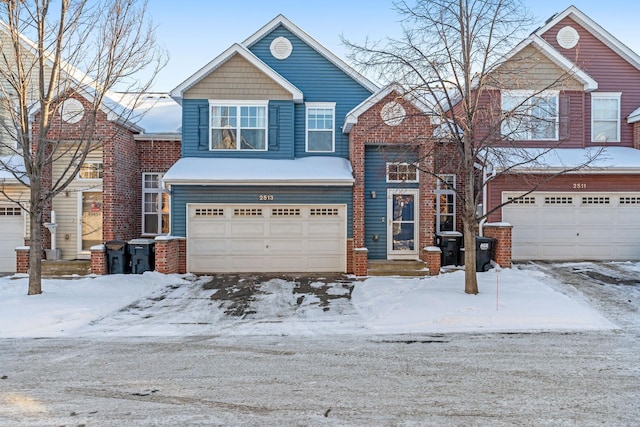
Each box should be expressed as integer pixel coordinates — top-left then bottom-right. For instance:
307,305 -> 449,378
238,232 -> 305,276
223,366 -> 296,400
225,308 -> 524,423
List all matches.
0,207 -> 24,272
505,192 -> 640,261
188,204 -> 346,273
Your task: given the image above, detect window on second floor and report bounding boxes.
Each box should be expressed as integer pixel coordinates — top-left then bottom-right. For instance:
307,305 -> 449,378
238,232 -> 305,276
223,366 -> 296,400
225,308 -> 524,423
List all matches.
78,162 -> 103,179
306,102 -> 335,152
142,173 -> 169,235
209,101 -> 267,151
591,93 -> 621,143
501,90 -> 559,141
386,162 -> 419,183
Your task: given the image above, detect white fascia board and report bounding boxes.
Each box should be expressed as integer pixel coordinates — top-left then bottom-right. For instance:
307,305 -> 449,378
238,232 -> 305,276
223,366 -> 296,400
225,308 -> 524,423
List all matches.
162,178 -> 355,187
628,106 -> 640,124
242,14 -> 379,94
169,43 -> 303,103
535,6 -> 640,71
492,35 -> 598,91
343,82 -> 434,133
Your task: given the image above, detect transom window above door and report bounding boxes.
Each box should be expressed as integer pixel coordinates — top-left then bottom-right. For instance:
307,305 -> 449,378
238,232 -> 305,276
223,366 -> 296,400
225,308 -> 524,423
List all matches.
386,162 -> 418,183
209,101 -> 267,151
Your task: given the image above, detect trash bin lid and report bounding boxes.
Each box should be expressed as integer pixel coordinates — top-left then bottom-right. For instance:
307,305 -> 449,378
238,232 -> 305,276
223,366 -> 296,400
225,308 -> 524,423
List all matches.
128,238 -> 156,245
436,231 -> 463,237
105,240 -> 127,250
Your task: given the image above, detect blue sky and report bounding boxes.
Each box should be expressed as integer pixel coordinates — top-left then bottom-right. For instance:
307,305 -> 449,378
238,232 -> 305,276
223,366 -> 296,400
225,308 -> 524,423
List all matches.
145,0 -> 640,91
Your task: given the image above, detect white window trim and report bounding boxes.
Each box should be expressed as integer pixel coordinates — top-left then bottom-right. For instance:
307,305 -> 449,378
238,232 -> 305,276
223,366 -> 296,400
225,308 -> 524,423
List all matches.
386,162 -> 419,183
501,90 -> 560,141
77,161 -> 103,180
208,100 -> 268,151
435,174 -> 456,232
142,172 -> 170,236
591,92 -> 621,143
305,102 -> 336,153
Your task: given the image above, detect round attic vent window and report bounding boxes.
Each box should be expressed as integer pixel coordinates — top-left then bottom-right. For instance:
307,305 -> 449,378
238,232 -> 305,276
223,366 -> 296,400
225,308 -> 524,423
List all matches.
60,98 -> 84,124
270,36 -> 293,60
380,101 -> 406,126
557,26 -> 579,49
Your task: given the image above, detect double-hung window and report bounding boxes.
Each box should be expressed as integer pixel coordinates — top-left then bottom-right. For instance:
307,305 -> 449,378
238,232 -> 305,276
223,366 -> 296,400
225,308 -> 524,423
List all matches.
436,174 -> 456,232
591,93 -> 621,142
306,102 -> 335,152
142,173 -> 169,235
501,90 -> 559,141
209,101 -> 267,150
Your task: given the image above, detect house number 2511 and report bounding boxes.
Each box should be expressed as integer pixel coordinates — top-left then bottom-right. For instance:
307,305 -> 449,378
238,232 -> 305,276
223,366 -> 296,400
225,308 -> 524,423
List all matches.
259,195 -> 274,201
572,183 -> 587,189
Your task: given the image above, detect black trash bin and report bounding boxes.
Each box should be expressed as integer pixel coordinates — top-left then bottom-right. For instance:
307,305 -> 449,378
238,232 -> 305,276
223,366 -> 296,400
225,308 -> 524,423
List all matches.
105,240 -> 130,274
436,231 -> 463,266
475,236 -> 496,272
128,238 -> 155,274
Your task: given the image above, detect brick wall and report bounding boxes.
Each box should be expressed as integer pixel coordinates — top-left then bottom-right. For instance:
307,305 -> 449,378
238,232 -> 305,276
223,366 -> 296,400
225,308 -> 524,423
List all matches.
154,237 -> 184,274
90,245 -> 108,275
353,247 -> 368,276
15,247 -> 30,274
349,91 -> 436,274
634,122 -> 640,150
483,223 -> 512,268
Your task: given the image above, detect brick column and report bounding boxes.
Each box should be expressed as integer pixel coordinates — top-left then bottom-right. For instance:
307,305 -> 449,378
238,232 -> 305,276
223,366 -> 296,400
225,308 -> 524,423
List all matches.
178,238 -> 187,274
633,122 -> 640,150
154,237 -> 184,274
90,245 -> 108,275
353,247 -> 369,276
15,246 -> 30,274
483,223 -> 512,268
424,246 -> 441,276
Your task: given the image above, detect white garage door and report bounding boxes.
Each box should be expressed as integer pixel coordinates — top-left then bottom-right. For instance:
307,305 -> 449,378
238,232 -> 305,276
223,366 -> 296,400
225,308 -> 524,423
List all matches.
0,205 -> 24,272
503,192 -> 640,261
187,204 -> 347,273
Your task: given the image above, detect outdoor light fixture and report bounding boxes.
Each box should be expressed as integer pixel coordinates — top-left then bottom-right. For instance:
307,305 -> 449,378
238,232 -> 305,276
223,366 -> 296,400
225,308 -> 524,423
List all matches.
370,191 -> 376,198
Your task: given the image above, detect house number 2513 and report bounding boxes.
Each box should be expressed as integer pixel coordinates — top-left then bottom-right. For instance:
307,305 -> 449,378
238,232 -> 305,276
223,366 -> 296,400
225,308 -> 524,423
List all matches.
259,195 -> 274,201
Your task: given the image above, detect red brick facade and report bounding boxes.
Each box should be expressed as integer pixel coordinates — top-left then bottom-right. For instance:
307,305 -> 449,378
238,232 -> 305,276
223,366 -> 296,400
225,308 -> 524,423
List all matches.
15,247 -> 30,274
483,224 -> 512,268
349,89 -> 437,272
90,245 -> 108,275
423,246 -> 442,276
154,237 -> 185,274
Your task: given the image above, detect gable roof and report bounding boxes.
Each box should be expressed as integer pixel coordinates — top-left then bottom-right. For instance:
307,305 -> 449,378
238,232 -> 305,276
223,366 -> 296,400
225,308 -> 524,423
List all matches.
343,83 -> 433,133
535,5 -> 640,71
169,43 -> 303,103
243,14 -> 378,94
492,34 -> 598,91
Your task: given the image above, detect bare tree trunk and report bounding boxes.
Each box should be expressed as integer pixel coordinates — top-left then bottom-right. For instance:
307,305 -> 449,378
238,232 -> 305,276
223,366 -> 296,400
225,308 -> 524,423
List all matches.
27,181 -> 43,295
462,153 -> 479,295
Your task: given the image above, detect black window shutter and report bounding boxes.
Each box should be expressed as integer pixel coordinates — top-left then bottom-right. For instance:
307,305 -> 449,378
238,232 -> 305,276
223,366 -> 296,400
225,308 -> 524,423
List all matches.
559,94 -> 570,140
269,105 -> 279,151
198,104 -> 209,150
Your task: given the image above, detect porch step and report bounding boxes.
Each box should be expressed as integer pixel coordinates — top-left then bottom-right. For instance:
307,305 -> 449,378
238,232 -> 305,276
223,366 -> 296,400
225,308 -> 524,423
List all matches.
367,260 -> 431,277
42,260 -> 91,277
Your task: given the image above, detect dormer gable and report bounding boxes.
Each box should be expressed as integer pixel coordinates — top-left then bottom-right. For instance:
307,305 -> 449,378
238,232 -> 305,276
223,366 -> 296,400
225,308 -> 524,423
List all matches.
170,44 -> 303,103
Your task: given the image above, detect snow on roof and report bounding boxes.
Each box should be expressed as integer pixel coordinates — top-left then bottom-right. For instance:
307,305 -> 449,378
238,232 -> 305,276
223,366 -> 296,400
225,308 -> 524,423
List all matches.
131,93 -> 182,135
488,146 -> 640,173
163,156 -> 354,186
0,155 -> 28,184
628,106 -> 640,124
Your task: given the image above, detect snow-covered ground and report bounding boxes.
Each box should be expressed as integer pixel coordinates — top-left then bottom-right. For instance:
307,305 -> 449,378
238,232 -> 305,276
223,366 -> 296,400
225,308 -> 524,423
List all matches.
2,262 -> 635,338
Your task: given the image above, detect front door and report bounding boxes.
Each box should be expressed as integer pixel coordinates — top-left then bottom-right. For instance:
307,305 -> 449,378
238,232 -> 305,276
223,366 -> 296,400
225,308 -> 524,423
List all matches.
387,189 -> 419,259
79,191 -> 103,256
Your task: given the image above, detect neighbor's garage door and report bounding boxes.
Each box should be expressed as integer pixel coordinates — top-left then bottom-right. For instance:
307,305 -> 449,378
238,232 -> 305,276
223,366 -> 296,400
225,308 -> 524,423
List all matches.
503,192 -> 640,261
187,204 -> 347,273
0,205 -> 24,272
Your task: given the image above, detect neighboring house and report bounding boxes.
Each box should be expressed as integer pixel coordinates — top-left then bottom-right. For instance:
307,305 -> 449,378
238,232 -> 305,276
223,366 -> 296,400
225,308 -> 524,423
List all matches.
165,15 -> 382,274
34,92 -> 181,262
482,5 -> 640,261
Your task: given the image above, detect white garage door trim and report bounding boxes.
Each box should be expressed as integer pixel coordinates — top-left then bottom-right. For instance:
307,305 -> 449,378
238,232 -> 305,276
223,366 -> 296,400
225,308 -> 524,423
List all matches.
503,192 -> 640,261
0,204 -> 25,272
187,204 -> 347,273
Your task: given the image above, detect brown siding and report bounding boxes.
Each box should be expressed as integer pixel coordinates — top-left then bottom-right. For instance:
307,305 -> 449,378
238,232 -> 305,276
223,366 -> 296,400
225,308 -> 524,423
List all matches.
183,54 -> 293,100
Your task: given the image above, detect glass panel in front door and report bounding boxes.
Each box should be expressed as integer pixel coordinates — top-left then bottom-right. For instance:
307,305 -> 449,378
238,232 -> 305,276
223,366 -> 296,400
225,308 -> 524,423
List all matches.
82,192 -> 103,251
392,194 -> 415,251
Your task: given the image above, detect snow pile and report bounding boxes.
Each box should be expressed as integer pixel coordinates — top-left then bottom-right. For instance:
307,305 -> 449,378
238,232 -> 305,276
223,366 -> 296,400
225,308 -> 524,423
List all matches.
0,266 -> 618,338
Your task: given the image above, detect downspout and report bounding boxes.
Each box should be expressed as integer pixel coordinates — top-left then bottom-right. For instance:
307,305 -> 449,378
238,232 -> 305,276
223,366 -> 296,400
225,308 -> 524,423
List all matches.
478,162 -> 496,237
